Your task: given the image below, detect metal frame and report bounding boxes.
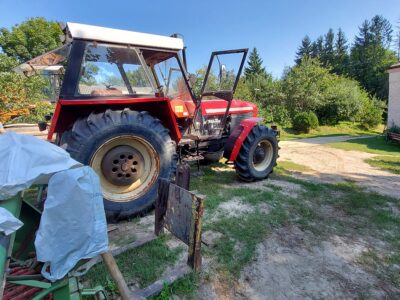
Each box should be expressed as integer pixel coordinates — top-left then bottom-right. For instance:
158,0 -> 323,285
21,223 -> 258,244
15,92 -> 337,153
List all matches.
60,41 -> 161,99
194,48 -> 248,139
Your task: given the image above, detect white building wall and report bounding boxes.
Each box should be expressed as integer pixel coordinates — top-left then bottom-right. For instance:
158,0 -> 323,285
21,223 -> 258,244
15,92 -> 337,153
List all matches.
387,67 -> 400,128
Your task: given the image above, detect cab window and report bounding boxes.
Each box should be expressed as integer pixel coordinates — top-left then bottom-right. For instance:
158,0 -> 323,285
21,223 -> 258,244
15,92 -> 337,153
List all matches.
77,43 -> 155,96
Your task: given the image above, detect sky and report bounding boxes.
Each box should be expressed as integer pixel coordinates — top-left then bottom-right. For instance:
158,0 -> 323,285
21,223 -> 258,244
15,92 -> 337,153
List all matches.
0,0 -> 399,77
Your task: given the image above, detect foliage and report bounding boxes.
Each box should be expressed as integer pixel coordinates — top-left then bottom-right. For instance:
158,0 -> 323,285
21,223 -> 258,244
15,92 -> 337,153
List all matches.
358,98 -> 384,129
0,17 -> 64,124
317,76 -> 368,125
349,15 -> 397,100
295,35 -> 312,64
0,17 -> 62,62
0,53 -> 18,72
295,15 -> 397,100
332,28 -> 349,75
292,111 -> 319,133
192,66 -> 218,97
244,47 -> 267,78
281,57 -> 331,117
0,72 -> 48,123
321,29 -> 335,67
311,36 -> 324,59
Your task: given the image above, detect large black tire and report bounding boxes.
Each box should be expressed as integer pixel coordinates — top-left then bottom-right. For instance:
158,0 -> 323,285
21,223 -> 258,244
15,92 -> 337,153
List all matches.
234,125 -> 278,182
60,108 -> 177,220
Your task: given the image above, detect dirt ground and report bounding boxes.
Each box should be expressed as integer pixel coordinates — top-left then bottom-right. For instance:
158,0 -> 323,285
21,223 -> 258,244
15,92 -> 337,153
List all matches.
279,135 -> 400,199
196,135 -> 399,300
199,226 -> 386,300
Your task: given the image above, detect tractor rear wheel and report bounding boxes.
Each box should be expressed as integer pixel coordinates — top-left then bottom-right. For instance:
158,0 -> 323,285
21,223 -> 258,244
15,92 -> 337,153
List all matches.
234,125 -> 278,181
60,109 -> 177,220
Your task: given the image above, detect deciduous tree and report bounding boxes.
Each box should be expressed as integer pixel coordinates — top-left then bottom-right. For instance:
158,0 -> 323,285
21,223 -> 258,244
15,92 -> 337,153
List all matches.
0,17 -> 62,62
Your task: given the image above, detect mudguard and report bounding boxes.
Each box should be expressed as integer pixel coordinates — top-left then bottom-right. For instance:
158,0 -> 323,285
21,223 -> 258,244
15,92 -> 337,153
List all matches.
223,117 -> 263,161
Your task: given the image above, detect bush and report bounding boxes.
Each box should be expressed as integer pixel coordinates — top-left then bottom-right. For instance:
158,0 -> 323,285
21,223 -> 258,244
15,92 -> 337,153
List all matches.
292,111 -> 319,133
359,98 -> 384,129
0,72 -> 47,123
317,77 -> 366,125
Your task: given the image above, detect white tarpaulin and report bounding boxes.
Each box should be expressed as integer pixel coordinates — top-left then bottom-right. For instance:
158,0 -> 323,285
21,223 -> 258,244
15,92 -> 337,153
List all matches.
35,166 -> 108,281
0,132 -> 81,200
0,132 -> 108,281
0,207 -> 23,235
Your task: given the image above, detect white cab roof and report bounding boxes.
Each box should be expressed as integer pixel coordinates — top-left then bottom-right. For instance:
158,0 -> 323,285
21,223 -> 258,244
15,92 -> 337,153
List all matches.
66,22 -> 184,51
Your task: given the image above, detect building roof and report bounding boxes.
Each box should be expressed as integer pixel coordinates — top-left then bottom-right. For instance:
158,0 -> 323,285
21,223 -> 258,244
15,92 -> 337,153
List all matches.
66,22 -> 184,51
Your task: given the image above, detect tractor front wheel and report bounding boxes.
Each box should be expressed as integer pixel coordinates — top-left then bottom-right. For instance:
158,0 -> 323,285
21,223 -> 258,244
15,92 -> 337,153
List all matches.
234,125 -> 278,181
60,109 -> 177,220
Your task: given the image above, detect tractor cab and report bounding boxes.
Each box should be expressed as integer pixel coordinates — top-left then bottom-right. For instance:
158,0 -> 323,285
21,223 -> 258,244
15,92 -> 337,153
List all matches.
15,23 -> 251,140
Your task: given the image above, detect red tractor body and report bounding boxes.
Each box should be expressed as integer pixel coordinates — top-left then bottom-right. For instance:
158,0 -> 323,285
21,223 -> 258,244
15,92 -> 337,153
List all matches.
16,23 -> 278,219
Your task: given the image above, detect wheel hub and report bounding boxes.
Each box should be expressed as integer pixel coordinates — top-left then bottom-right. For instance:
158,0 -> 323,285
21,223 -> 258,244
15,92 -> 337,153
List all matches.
253,145 -> 266,164
101,145 -> 144,186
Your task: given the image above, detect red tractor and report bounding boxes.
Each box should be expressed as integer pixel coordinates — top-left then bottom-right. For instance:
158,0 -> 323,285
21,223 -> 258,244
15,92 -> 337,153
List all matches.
16,23 -> 279,220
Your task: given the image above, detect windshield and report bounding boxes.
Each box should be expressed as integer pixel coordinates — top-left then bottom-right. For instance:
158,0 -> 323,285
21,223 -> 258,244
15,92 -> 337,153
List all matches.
153,56 -> 193,102
76,43 -> 155,96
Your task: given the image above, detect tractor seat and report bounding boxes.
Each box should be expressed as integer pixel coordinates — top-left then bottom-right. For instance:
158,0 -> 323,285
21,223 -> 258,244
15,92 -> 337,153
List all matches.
90,88 -> 123,96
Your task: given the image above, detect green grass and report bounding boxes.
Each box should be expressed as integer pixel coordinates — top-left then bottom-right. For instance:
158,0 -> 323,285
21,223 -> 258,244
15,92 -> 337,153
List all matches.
83,235 -> 182,297
205,206 -> 288,277
327,136 -> 400,156
275,160 -> 312,173
280,122 -> 383,140
150,273 -> 200,300
366,155 -> 400,174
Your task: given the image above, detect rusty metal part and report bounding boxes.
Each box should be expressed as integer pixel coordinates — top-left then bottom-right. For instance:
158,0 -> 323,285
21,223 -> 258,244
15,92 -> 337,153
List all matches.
155,179 -> 204,271
3,266 -> 51,300
101,145 -> 144,186
175,162 -> 191,190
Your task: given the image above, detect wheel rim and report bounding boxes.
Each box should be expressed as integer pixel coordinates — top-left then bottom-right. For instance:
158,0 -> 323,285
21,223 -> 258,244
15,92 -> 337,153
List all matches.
90,135 -> 160,203
252,139 -> 273,172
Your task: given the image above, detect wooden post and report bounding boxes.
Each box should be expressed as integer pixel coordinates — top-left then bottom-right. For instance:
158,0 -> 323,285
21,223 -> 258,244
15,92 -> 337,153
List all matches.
187,195 -> 204,271
101,251 -> 133,300
155,179 -> 170,236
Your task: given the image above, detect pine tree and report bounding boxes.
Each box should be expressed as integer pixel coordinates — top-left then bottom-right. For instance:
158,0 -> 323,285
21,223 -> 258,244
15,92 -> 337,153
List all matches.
311,36 -> 323,58
321,29 -> 335,66
350,15 -> 397,99
244,47 -> 267,78
332,28 -> 349,75
295,35 -> 313,64
369,15 -> 392,47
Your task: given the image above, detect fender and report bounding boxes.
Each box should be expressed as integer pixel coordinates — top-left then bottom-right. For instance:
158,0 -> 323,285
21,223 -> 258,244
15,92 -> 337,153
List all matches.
47,97 -> 181,143
223,117 -> 263,161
